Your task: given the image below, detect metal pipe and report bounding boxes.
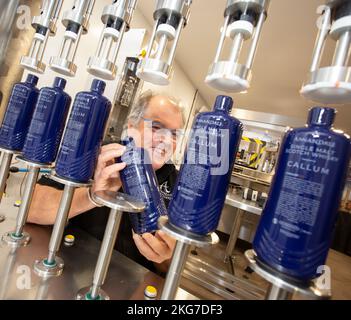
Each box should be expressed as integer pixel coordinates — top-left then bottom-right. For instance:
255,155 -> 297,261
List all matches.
13,166 -> 40,237
214,15 -> 230,63
155,34 -> 168,60
167,16 -> 185,67
246,11 -> 266,69
145,21 -> 158,60
332,31 -> 351,67
265,284 -> 293,300
0,153 -> 13,202
160,240 -> 190,300
310,6 -> 331,72
90,209 -> 122,299
46,185 -> 75,264
224,209 -> 244,263
229,33 -> 244,63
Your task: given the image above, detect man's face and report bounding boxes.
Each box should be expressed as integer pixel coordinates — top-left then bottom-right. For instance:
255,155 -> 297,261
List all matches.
128,96 -> 184,170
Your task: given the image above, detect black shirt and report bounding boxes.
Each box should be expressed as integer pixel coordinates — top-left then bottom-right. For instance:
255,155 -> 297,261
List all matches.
37,163 -> 178,272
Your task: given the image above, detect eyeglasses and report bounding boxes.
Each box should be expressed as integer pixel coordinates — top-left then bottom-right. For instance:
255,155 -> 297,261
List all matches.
142,117 -> 183,141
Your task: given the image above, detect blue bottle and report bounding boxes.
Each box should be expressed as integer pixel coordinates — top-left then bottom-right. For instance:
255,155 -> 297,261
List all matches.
55,79 -> 112,183
22,77 -> 71,165
253,107 -> 351,283
117,137 -> 167,234
0,74 -> 39,151
168,96 -> 243,235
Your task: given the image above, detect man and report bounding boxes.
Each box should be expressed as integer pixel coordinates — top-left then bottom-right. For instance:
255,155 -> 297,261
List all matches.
27,91 -> 185,273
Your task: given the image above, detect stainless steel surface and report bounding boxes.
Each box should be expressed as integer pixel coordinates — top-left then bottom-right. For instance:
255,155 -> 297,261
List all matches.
0,0 -> 19,65
0,220 -> 197,300
93,190 -> 145,213
332,31 -> 351,67
21,0 -> 63,73
34,256 -> 65,277
265,284 -> 293,300
309,6 -> 331,73
224,209 -> 245,263
49,54 -> 79,77
2,231 -> 30,247
88,209 -> 122,300
207,61 -> 251,83
158,215 -> 219,247
46,185 -> 75,266
245,10 -> 266,69
214,16 -> 230,63
229,33 -> 244,63
62,0 -> 94,30
0,152 -> 13,202
32,0 -> 63,32
184,254 -> 266,300
8,164 -> 40,244
88,0 -> 137,80
137,58 -> 172,85
161,240 -> 190,300
245,249 -> 332,299
225,193 -> 263,216
154,0 -> 191,21
49,171 -> 92,188
225,0 -> 270,15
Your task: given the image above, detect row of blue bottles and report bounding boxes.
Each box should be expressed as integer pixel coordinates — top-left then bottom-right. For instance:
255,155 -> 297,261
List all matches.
0,74 -> 39,152
253,107 -> 351,283
23,77 -> 71,165
117,137 -> 168,234
168,95 -> 243,235
55,79 -> 112,183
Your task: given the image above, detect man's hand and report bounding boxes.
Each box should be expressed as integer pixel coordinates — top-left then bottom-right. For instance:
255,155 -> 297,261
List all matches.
92,144 -> 127,193
133,230 -> 176,264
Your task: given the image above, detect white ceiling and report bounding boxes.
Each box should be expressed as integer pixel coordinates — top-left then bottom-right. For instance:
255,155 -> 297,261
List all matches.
137,0 -> 351,132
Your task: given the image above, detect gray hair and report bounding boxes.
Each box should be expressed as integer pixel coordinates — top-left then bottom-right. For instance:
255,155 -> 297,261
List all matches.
127,90 -> 186,126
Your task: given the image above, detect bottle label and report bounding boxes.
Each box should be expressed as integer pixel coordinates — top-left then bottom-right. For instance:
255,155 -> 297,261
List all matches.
27,90 -> 55,137
274,135 -> 340,238
60,95 -> 91,152
2,86 -> 29,129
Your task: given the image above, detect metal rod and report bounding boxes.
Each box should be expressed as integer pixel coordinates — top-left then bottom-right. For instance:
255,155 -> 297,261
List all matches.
155,34 -> 168,61
310,6 -> 331,72
224,209 -> 244,263
0,152 -> 13,202
160,240 -> 190,300
145,20 -> 158,60
111,22 -> 127,64
90,209 -> 122,299
265,284 -> 293,300
246,11 -> 266,69
214,15 -> 230,63
14,166 -> 40,237
46,185 -> 75,264
229,33 -> 244,63
167,16 -> 185,67
332,31 -> 351,67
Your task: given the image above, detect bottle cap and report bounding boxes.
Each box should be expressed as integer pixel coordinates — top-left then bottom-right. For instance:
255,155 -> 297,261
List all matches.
214,95 -> 233,113
26,74 -> 39,86
91,79 -> 106,94
121,136 -> 136,147
53,77 -> 67,90
144,285 -> 157,299
64,234 -> 75,247
307,107 -> 336,127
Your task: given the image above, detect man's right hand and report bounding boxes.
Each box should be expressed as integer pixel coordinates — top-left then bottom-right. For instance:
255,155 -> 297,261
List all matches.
92,143 -> 127,194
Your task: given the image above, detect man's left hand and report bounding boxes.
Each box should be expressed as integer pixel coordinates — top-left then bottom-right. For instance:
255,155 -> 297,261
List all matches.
133,230 -> 176,264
